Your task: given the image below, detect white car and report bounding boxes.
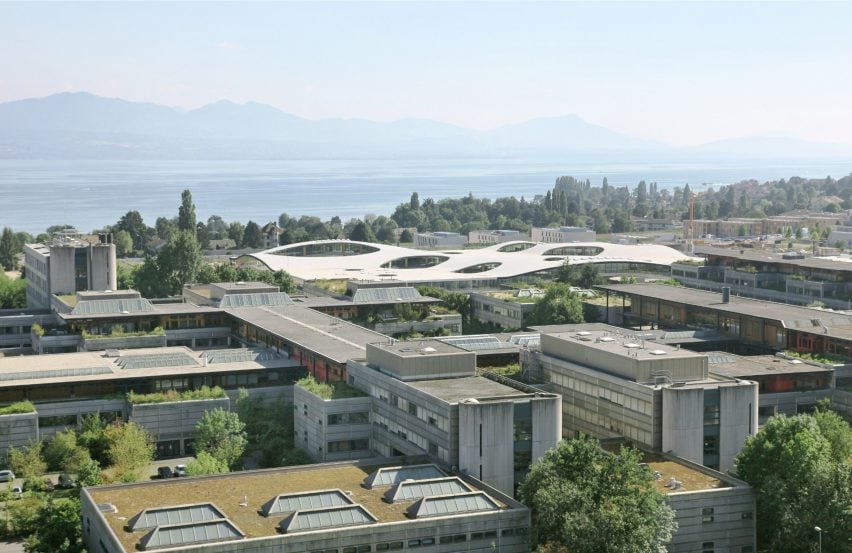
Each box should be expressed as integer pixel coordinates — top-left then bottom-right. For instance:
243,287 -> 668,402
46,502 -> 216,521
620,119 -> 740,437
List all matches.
0,470 -> 15,482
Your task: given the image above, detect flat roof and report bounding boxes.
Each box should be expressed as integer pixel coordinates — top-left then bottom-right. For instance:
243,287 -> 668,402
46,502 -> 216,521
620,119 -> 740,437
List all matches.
599,284 -> 852,341
59,302 -> 223,320
0,347 -> 298,387
212,281 -> 276,291
407,376 -> 528,403
696,246 -> 852,273
369,339 -> 468,358
706,352 -> 832,378
537,324 -> 705,362
227,305 -> 388,364
86,459 -> 515,553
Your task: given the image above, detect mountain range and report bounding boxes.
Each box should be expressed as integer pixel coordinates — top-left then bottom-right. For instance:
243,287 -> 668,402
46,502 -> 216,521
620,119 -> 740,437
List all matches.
0,92 -> 850,160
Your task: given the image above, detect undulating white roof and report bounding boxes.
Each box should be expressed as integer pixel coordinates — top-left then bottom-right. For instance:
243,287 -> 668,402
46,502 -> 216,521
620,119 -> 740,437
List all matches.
239,239 -> 692,283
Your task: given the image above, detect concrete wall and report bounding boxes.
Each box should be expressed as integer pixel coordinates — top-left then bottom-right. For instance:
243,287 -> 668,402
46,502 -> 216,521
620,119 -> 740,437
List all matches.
668,484 -> 756,553
90,244 -> 117,292
531,395 -> 562,463
293,385 -> 372,462
48,246 -> 77,295
36,398 -> 127,440
458,400 -> 514,497
0,412 -> 39,455
719,383 -> 758,473
662,387 -> 704,466
81,334 -> 167,352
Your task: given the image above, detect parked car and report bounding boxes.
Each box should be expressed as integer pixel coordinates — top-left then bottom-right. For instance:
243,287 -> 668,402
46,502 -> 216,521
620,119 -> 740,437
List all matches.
0,470 -> 15,482
157,466 -> 174,479
173,464 -> 187,477
10,486 -> 22,498
58,474 -> 74,489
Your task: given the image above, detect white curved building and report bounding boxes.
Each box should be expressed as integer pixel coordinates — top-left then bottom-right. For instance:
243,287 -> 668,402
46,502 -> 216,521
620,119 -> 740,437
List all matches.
238,240 -> 691,288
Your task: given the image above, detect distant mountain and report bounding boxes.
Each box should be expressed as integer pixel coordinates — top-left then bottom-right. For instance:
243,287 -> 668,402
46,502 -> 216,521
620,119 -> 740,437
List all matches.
0,92 -> 849,160
691,135 -> 852,159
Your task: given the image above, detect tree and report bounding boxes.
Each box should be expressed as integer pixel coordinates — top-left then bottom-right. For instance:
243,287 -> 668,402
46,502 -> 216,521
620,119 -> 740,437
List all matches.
78,412 -> 110,466
156,230 -> 202,294
104,421 -> 155,481
410,192 -> 420,210
835,240 -> 848,252
529,284 -> 585,326
0,272 -> 26,309
241,220 -> 263,249
177,189 -> 197,232
116,210 -> 150,252
519,437 -> 676,553
43,429 -> 92,474
0,226 -> 18,270
23,498 -> 86,553
194,408 -> 247,470
348,220 -> 376,243
185,451 -> 228,476
734,413 -> 852,553
155,216 -> 177,240
113,230 -> 133,257
76,459 -> 103,487
579,264 -> 599,289
8,441 -> 46,480
227,221 -> 245,244
399,229 -> 413,243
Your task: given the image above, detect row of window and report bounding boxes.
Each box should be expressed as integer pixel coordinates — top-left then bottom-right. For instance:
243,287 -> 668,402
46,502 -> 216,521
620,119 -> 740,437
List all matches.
372,413 -> 448,462
308,528 -> 529,553
370,383 -> 449,432
328,411 -> 370,425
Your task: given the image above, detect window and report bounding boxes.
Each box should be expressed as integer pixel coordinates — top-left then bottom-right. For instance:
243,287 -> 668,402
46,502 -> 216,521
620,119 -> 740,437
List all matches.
502,529 -> 515,537
439,534 -> 466,544
742,511 -> 753,520
327,439 -> 369,453
408,402 -> 418,416
328,412 -> 370,425
702,542 -> 714,552
741,547 -> 754,553
376,545 -> 389,552
702,507 -> 715,523
471,533 -> 484,541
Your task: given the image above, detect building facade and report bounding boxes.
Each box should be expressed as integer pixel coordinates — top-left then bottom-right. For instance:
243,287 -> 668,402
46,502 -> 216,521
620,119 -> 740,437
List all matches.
414,232 -> 469,249
24,238 -> 117,309
468,230 -> 528,245
531,226 -> 596,243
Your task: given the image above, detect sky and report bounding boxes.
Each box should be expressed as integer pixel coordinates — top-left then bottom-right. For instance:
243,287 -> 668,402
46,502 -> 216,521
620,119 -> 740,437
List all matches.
1,1 -> 851,146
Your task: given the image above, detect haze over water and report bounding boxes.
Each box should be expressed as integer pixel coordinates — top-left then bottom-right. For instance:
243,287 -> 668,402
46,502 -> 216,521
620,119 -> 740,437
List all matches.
1,158 -> 850,235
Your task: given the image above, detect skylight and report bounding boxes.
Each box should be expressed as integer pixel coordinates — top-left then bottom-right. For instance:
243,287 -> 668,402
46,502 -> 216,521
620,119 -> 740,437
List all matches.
261,490 -> 352,517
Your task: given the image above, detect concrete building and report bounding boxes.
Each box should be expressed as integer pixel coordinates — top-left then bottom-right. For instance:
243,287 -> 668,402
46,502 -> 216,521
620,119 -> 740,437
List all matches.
827,225 -> 852,248
599,283 -> 852,358
604,443 -> 757,553
531,226 -> 596,243
469,289 -> 542,329
82,458 -> 531,553
468,230 -> 528,245
24,237 -> 117,309
632,218 -> 680,232
414,232 -> 468,249
0,346 -> 304,456
693,213 -> 845,239
528,325 -> 758,472
294,340 -> 561,498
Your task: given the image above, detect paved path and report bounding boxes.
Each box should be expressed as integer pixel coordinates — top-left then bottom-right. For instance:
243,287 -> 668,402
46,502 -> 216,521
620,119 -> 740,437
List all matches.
0,540 -> 25,553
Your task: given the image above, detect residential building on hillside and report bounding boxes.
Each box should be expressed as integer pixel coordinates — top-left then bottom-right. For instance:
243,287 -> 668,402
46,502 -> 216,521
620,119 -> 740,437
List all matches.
82,458 -> 531,553
693,213 -> 845,239
531,226 -> 596,243
261,222 -> 284,249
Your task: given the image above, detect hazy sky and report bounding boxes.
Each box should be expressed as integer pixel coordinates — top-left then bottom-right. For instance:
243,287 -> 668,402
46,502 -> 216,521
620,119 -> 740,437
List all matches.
2,2 -> 851,146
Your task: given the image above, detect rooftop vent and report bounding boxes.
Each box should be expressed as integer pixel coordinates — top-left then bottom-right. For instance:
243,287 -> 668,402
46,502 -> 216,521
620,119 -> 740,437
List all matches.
576,331 -> 591,336
648,350 -> 667,356
599,336 -> 615,342
624,343 -> 640,349
97,503 -> 118,514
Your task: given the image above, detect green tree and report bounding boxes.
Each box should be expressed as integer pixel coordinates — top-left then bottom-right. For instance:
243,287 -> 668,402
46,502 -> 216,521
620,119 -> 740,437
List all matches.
185,451 -> 229,476
23,497 -> 85,553
113,230 -> 133,257
579,264 -> 599,289
76,459 -> 103,487
0,272 -> 26,309
529,284 -> 585,326
7,440 -> 46,480
104,421 -> 155,481
194,408 -> 247,470
734,413 -> 852,553
43,429 -> 92,474
399,228 -> 414,243
156,229 -> 202,294
0,226 -> 18,270
227,221 -> 245,244
177,189 -> 197,232
116,210 -> 150,252
78,412 -> 110,466
835,240 -> 848,252
519,437 -> 676,553
241,220 -> 263,249
155,216 -> 177,240
348,220 -> 376,243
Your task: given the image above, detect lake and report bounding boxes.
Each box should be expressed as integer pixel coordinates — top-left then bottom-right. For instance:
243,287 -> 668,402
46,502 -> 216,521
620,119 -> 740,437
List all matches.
1,158 -> 850,234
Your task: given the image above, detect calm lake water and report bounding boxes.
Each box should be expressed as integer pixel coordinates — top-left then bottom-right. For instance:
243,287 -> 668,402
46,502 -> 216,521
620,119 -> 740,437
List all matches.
1,158 -> 850,234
